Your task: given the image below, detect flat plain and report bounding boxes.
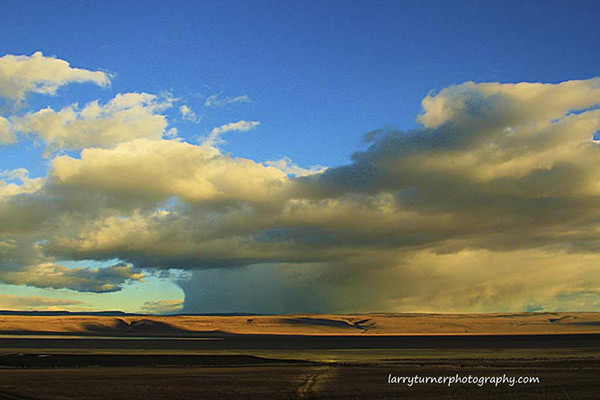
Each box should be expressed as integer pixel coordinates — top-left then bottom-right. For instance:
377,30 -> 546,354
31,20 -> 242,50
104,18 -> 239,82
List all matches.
0,312 -> 599,399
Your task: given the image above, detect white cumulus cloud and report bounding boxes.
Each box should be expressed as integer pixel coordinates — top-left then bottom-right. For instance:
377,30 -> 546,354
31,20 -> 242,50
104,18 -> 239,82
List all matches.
0,52 -> 110,102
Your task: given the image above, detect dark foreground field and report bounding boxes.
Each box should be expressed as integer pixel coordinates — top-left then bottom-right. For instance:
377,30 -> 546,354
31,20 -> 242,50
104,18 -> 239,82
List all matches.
0,359 -> 599,400
0,333 -> 599,399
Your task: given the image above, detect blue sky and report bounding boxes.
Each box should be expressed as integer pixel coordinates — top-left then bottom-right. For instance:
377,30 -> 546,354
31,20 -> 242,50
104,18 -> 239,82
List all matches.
1,1 -> 600,313
3,0 -> 600,173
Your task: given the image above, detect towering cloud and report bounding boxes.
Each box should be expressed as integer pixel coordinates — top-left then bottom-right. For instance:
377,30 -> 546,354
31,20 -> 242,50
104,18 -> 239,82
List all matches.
1,52 -> 600,312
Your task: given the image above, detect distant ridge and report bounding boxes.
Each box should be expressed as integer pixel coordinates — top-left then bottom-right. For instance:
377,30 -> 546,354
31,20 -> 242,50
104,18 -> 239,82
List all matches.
1,312 -> 600,336
0,310 -> 270,317
175,313 -> 272,316
0,310 -> 144,316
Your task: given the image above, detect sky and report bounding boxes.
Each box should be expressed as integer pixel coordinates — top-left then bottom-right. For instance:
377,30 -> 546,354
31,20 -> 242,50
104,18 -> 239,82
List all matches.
1,0 -> 600,314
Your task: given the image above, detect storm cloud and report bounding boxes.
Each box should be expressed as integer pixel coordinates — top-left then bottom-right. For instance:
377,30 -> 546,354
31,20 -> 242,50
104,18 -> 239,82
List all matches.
2,53 -> 600,312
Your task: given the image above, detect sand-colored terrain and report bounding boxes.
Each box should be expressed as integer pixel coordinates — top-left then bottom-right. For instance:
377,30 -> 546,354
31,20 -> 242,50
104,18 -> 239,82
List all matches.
1,312 -> 599,336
